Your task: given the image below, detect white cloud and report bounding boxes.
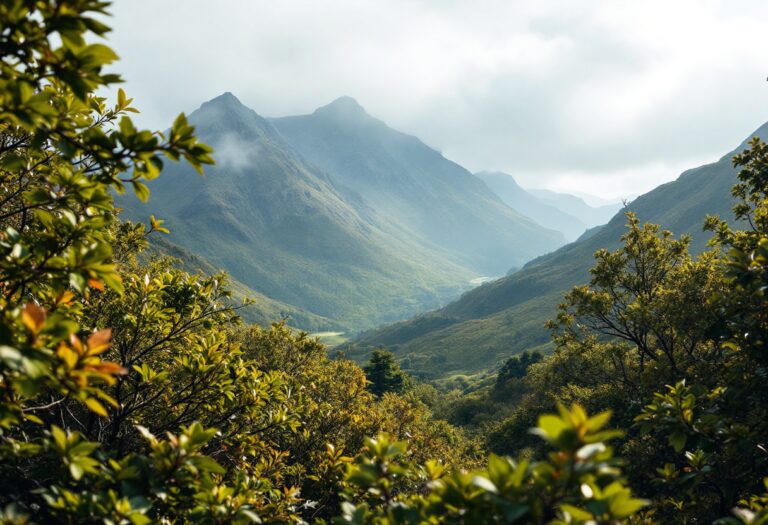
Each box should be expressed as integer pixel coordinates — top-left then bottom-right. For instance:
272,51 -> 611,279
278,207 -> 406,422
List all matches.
107,0 -> 768,199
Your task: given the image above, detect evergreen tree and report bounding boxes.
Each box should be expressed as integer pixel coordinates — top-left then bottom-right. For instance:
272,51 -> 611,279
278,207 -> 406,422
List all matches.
363,349 -> 407,397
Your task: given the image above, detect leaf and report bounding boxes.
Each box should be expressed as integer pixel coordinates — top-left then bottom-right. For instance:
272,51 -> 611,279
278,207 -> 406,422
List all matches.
237,509 -> 262,523
586,410 -> 612,432
471,475 -> 498,494
532,414 -> 567,442
22,303 -> 46,334
669,430 -> 687,453
90,360 -> 128,377
85,397 -> 108,417
132,181 -> 150,202
0,346 -> 23,368
149,215 -> 170,234
610,497 -> 649,518
189,455 -> 226,474
69,462 -> 84,480
560,504 -> 594,521
87,329 -> 112,355
56,291 -> 76,306
80,43 -> 119,65
128,514 -> 152,525
51,425 -> 68,451
576,442 -> 606,460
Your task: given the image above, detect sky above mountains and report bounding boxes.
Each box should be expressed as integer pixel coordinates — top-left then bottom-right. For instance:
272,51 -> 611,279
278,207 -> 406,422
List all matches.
109,0 -> 768,199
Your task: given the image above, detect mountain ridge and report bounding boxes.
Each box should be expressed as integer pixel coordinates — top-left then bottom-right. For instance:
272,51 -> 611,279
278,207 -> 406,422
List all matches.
271,100 -> 565,276
118,93 -> 565,330
349,120 -> 768,378
476,171 -> 590,241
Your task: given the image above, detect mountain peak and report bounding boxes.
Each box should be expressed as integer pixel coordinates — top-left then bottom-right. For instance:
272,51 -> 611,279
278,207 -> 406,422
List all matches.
477,170 -> 518,181
313,96 -> 370,120
202,91 -> 249,112
476,171 -> 523,189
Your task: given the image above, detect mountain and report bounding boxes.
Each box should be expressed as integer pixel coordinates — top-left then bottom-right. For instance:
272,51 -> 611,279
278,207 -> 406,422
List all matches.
119,93 -> 564,330
145,236 -> 338,331
528,189 -> 623,227
350,121 -> 768,379
271,97 -> 565,276
476,171 -> 589,241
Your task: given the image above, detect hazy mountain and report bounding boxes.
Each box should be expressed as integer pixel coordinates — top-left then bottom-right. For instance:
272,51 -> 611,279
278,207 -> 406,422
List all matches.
476,171 -> 588,241
350,121 -> 768,378
271,97 -> 565,276
119,93 -> 471,330
528,188 -> 623,227
570,191 -> 627,208
119,93 -> 563,330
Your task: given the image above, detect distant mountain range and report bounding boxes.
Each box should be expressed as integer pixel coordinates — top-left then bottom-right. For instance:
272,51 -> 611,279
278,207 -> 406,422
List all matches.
529,188 -> 624,229
476,172 -> 622,241
119,93 -> 565,330
350,121 -> 768,378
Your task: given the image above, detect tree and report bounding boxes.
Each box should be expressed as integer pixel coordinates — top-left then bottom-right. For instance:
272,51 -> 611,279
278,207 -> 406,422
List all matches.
493,350 -> 543,400
0,2 -> 303,522
549,214 -> 725,380
335,405 -> 647,524
363,349 -> 408,397
636,137 -> 768,521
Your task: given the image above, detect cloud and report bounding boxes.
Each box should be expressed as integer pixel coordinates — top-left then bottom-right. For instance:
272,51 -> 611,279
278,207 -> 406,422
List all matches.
108,0 -> 768,198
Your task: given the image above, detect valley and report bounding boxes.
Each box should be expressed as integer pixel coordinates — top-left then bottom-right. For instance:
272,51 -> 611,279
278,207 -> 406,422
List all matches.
347,121 -> 768,379
119,92 -> 590,332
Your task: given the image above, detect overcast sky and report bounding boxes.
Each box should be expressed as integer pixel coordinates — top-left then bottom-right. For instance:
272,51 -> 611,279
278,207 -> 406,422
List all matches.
108,0 -> 768,200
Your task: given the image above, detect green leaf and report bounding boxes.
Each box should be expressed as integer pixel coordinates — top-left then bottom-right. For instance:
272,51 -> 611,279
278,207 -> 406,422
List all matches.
132,180 -> 150,202
669,430 -> 687,453
189,455 -> 226,474
84,397 -> 108,417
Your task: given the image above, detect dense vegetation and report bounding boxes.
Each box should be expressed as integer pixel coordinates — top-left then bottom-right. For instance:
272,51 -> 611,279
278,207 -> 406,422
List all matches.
2,2 -> 768,524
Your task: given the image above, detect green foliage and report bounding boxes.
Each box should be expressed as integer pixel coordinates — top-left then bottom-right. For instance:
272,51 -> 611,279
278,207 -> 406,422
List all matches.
335,405 -> 646,524
0,6 -> 479,520
363,349 -> 408,397
486,136 -> 768,523
494,350 -> 542,399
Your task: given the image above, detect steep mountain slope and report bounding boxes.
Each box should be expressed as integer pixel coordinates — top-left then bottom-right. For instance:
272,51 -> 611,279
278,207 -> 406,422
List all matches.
352,121 -> 768,378
271,97 -> 565,275
529,189 -> 623,227
145,236 -> 338,331
476,171 -> 588,241
119,93 -> 478,330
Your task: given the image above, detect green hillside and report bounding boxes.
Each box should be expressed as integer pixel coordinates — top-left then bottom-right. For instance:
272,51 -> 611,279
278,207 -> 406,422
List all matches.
350,121 -> 768,378
145,236 -> 339,331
